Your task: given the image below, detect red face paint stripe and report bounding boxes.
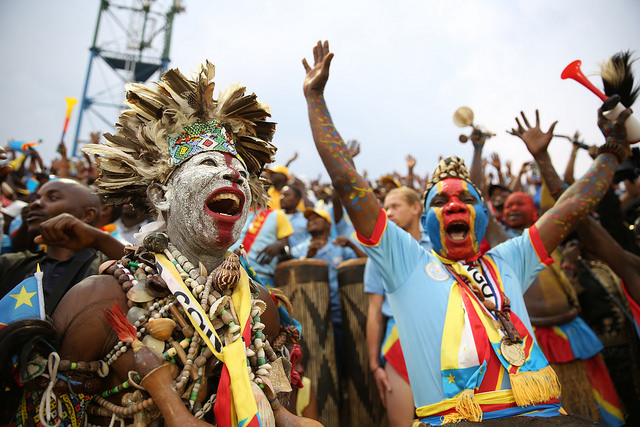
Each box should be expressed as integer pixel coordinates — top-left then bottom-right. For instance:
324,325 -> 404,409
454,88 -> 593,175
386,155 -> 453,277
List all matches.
528,225 -> 553,266
356,208 -> 387,246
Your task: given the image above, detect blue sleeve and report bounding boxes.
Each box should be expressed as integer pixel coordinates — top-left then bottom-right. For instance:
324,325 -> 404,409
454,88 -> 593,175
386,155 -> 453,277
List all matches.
358,215 -> 425,294
486,228 -> 547,294
363,259 -> 385,295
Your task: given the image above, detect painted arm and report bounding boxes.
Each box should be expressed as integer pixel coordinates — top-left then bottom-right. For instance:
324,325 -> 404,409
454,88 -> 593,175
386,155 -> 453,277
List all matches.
303,41 -> 381,239
510,108 -> 632,255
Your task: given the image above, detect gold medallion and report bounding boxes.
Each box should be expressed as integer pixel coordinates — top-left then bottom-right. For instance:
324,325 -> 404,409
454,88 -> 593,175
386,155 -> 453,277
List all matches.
500,340 -> 525,367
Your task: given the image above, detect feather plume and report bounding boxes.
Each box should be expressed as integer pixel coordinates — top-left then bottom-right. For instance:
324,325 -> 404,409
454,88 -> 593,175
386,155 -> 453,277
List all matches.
600,51 -> 639,107
104,301 -> 137,343
83,59 -> 277,212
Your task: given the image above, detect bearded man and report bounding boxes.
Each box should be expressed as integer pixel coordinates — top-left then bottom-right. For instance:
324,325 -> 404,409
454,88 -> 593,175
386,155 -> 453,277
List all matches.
0,63 -> 320,427
302,40 -> 632,425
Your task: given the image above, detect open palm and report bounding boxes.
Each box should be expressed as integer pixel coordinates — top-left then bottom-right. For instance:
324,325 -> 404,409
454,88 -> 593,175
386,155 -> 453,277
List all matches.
302,40 -> 334,95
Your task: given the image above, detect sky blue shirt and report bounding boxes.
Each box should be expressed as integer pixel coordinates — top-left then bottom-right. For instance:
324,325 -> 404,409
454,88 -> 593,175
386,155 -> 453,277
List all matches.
285,210 -> 310,249
230,210 -> 292,282
358,212 -> 550,411
363,229 -> 432,318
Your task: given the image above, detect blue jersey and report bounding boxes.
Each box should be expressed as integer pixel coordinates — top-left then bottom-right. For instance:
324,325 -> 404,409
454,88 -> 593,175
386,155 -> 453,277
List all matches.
357,210 -> 553,412
364,229 -> 432,318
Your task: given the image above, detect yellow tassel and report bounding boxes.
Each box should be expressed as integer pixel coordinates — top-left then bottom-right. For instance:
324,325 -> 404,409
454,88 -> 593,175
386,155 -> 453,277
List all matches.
510,365 -> 562,407
441,413 -> 464,424
440,389 -> 483,423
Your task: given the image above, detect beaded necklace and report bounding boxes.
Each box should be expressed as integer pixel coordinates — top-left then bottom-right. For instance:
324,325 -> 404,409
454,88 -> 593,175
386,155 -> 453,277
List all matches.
96,232 -> 284,420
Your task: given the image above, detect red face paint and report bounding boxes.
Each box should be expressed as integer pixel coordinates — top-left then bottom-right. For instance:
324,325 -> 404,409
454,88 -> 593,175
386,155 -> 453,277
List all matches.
425,178 -> 485,261
503,191 -> 537,229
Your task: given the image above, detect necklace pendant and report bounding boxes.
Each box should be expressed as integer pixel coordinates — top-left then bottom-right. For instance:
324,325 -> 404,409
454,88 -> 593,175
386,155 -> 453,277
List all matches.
495,311 -> 522,344
500,339 -> 526,367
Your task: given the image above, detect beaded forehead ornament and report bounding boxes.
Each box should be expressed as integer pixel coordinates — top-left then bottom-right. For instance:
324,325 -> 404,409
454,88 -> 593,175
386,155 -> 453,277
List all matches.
168,120 -> 243,167
84,61 -> 276,213
424,156 -> 484,203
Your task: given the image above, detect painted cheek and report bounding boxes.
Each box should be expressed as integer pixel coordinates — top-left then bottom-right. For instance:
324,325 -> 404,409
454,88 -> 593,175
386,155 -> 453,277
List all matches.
425,208 -> 446,255
472,202 -> 488,244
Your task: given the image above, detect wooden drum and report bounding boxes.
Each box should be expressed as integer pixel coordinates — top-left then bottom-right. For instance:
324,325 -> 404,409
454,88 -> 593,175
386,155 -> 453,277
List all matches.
337,257 -> 388,427
274,259 -> 339,427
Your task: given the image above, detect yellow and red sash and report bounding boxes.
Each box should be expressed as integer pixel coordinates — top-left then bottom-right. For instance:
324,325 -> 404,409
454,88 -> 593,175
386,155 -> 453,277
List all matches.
426,252 -> 561,423
156,252 -> 260,427
242,208 -> 273,254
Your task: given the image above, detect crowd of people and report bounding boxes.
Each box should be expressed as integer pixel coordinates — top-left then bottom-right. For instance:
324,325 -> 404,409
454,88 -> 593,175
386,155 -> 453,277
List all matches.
0,40 -> 639,427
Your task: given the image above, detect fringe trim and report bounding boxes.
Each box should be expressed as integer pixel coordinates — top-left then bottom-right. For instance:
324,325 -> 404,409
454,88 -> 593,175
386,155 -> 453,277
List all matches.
441,389 -> 483,423
509,365 -> 562,407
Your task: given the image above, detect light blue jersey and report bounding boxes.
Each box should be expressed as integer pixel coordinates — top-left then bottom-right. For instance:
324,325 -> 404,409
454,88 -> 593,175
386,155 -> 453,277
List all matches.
357,210 -> 554,416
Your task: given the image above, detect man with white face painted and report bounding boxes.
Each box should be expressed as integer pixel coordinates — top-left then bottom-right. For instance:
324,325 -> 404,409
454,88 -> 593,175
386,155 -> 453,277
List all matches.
0,62 -> 321,427
149,149 -> 253,269
303,40 -> 633,425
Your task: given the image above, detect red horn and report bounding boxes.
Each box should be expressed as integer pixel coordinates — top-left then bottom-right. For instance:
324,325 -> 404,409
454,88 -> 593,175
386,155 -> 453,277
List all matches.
561,60 -> 608,102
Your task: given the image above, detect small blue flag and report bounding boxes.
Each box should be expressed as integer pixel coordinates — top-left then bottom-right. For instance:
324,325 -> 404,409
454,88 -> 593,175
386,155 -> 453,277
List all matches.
0,265 -> 44,327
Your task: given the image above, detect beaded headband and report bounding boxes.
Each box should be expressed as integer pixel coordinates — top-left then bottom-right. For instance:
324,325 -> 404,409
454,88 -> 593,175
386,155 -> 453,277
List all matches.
168,120 -> 244,167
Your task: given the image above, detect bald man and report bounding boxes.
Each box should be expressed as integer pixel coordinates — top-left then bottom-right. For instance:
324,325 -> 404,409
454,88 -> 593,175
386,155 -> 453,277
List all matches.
0,178 -> 125,314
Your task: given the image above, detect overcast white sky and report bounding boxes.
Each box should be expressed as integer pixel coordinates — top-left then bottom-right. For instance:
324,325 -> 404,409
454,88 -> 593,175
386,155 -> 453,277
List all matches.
1,0 -> 639,184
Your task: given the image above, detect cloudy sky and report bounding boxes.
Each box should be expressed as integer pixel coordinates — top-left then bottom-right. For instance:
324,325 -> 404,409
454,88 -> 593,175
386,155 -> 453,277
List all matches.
1,0 -> 639,183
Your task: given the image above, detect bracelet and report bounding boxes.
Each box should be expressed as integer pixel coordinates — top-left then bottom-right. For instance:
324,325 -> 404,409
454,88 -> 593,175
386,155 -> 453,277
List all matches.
596,141 -> 631,163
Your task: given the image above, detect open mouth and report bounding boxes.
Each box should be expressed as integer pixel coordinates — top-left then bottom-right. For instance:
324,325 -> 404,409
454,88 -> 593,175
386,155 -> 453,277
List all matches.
204,187 -> 244,220
446,222 -> 469,241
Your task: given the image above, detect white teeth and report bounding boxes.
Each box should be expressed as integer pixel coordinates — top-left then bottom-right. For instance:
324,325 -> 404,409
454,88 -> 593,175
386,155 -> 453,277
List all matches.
211,193 -> 240,208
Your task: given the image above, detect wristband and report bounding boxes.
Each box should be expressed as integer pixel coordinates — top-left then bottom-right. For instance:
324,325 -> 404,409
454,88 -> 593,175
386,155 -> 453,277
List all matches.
596,141 -> 631,163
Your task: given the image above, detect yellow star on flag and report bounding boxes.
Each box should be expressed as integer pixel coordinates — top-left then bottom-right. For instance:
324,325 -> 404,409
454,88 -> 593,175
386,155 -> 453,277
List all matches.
9,285 -> 36,309
447,373 -> 456,384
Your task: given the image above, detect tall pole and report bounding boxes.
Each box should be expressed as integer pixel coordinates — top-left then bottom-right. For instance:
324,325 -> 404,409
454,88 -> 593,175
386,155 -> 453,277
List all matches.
72,0 -> 107,158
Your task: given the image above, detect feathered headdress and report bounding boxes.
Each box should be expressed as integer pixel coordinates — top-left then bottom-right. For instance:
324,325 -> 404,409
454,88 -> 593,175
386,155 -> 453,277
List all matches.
600,50 -> 639,108
84,61 -> 277,213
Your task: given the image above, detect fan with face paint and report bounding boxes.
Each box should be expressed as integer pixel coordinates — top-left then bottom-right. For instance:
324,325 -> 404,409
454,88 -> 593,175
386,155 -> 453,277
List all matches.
503,191 -> 538,230
422,178 -> 489,261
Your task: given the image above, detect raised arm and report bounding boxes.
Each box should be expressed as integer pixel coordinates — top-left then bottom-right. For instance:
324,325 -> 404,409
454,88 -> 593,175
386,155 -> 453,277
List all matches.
515,108 -> 632,255
468,128 -> 488,192
508,110 -> 563,196
303,41 -> 380,239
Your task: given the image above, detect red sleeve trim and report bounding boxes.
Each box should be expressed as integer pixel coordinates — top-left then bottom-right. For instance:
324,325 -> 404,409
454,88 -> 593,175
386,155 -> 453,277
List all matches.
356,209 -> 387,247
528,225 -> 553,266
621,281 -> 640,327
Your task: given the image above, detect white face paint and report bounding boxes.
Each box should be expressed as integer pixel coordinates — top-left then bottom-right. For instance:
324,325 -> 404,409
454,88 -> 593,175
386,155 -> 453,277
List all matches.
161,151 -> 251,258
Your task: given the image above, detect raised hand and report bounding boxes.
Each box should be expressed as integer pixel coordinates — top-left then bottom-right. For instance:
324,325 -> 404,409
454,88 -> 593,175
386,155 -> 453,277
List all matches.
406,154 -> 416,170
346,139 -> 360,158
302,40 -> 334,96
490,153 -> 501,171
35,213 -> 99,252
469,127 -> 488,148
508,110 -> 557,157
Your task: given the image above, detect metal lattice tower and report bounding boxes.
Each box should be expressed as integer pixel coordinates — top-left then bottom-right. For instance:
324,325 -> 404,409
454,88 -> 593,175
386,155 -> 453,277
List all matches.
72,0 -> 184,157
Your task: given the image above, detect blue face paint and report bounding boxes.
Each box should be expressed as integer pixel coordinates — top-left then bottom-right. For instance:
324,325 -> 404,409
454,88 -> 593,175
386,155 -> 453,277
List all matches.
422,178 -> 488,260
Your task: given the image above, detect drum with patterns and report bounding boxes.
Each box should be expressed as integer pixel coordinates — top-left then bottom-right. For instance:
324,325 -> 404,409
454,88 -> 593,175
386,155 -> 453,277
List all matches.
337,257 -> 388,427
274,259 -> 339,427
